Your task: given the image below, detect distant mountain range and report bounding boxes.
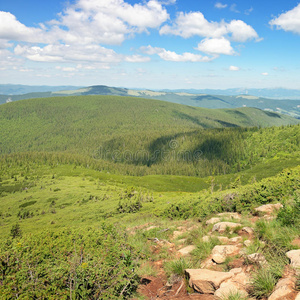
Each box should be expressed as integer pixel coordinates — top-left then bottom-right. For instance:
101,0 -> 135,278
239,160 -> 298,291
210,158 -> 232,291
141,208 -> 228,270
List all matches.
1,84 -> 300,118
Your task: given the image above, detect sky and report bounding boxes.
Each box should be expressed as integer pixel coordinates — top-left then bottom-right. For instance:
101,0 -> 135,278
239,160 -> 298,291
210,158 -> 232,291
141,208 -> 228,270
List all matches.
1,0 -> 300,90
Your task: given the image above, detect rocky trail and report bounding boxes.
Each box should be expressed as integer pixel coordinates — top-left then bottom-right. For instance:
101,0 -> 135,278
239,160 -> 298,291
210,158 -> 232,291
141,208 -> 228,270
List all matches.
132,204 -> 300,300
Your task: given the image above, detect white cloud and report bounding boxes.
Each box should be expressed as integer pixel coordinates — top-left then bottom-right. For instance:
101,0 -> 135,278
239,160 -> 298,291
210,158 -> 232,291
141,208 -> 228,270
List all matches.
229,65 -> 240,71
227,20 -> 258,42
140,45 -> 214,62
261,72 -> 269,76
215,2 -> 227,9
14,44 -> 150,64
196,37 -> 235,55
53,0 -> 170,45
269,4 -> 300,34
230,4 -> 240,13
244,7 -> 253,15
0,11 -> 52,43
159,11 -> 259,42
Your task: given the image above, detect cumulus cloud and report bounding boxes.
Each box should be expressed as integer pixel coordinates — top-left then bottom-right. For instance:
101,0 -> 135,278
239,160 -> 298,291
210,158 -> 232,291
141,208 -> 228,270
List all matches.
229,65 -> 240,71
261,72 -> 269,76
0,11 -> 52,43
53,0 -> 169,45
196,37 -> 235,55
159,11 -> 259,42
15,44 -> 150,63
269,4 -> 300,34
215,2 -> 227,9
140,45 -> 214,62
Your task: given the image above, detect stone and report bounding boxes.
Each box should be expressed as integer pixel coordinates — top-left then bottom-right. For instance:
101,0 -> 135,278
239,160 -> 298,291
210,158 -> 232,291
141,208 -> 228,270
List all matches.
215,270 -> 250,298
239,226 -> 255,236
173,230 -> 184,239
229,236 -> 242,243
202,235 -> 210,242
185,269 -> 234,294
178,245 -> 196,256
212,222 -> 242,234
254,203 -> 283,214
286,249 -> 300,273
217,236 -> 230,243
244,240 -> 252,247
206,217 -> 221,225
217,212 -> 241,220
268,277 -> 295,300
247,253 -> 268,266
211,245 -> 240,264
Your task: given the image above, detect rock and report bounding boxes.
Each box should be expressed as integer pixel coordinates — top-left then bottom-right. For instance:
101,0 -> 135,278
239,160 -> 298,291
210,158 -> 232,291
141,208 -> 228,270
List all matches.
295,292 -> 300,300
185,269 -> 234,294
212,222 -> 242,234
178,245 -> 196,256
229,236 -> 242,243
244,240 -> 252,247
173,230 -> 184,239
202,235 -> 211,242
247,253 -> 268,266
145,225 -> 157,231
217,236 -> 230,243
286,249 -> 300,273
206,217 -> 221,225
239,226 -> 255,236
254,203 -> 283,214
217,212 -> 241,220
211,245 -> 240,264
268,277 -> 295,300
215,269 -> 250,298
215,283 -> 248,298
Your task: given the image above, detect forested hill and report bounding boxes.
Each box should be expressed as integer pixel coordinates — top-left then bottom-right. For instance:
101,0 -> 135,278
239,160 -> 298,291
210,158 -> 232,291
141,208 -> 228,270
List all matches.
0,95 -> 298,154
1,94 -> 299,178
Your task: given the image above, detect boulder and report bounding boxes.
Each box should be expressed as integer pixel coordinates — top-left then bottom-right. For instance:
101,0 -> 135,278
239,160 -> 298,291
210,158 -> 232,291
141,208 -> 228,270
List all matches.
286,249 -> 300,273
206,217 -> 221,225
178,245 -> 196,256
247,253 -> 268,266
254,203 -> 283,214
217,236 -> 230,243
229,236 -> 242,243
215,268 -> 251,298
211,245 -> 240,264
212,222 -> 242,234
185,269 -> 234,294
268,277 -> 295,300
244,240 -> 252,247
217,212 -> 241,220
239,226 -> 255,236
173,230 -> 184,239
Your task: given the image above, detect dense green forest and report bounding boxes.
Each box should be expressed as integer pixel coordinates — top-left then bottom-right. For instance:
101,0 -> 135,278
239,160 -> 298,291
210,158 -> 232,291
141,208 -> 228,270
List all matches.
0,95 -> 299,299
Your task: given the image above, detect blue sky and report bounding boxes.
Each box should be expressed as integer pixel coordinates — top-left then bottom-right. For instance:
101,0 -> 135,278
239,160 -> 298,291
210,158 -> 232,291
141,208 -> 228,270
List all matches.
1,0 -> 300,89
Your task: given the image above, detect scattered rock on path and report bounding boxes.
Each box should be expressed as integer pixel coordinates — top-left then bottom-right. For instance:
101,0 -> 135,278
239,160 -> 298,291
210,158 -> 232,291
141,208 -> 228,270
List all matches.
206,217 -> 221,225
286,249 -> 300,274
211,245 -> 240,264
247,253 -> 268,266
254,203 -> 283,214
217,212 -> 241,220
178,245 -> 196,256
212,222 -> 242,234
185,269 -> 234,294
268,277 -> 296,300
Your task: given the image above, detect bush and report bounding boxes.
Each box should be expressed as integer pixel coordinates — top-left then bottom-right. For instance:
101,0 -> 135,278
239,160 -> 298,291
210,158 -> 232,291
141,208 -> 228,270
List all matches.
0,225 -> 139,299
10,223 -> 22,238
